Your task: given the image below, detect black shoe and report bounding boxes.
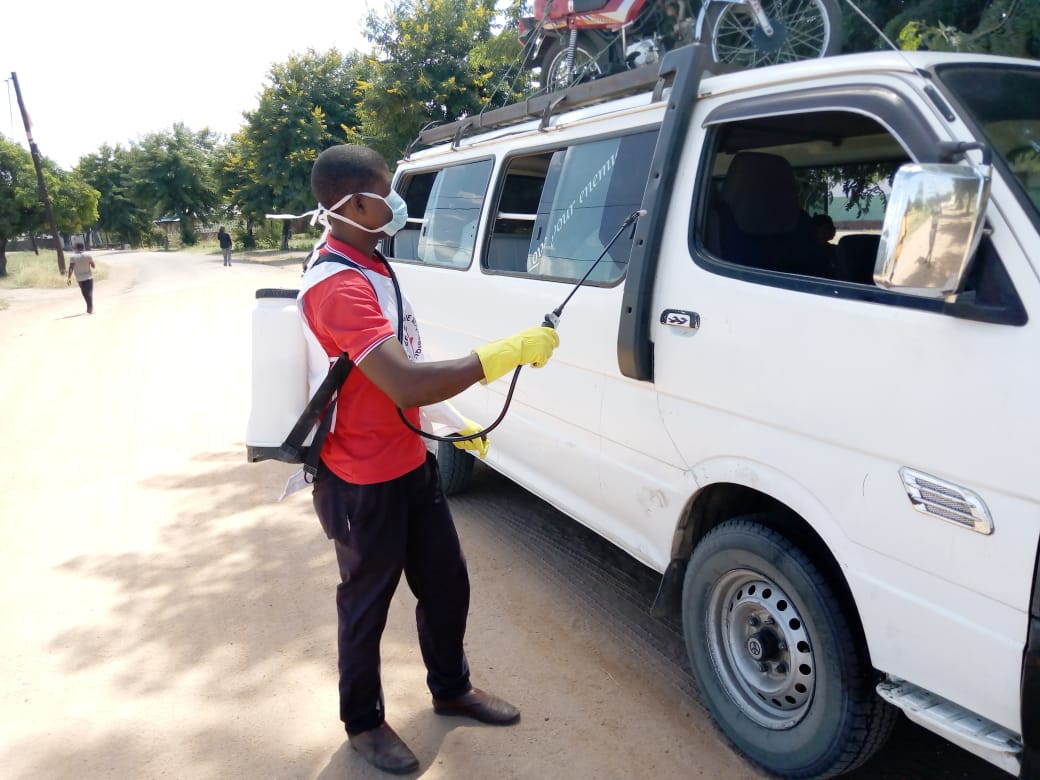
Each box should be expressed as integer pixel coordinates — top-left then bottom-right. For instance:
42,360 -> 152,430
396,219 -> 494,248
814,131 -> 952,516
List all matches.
433,687 -> 520,725
349,723 -> 419,774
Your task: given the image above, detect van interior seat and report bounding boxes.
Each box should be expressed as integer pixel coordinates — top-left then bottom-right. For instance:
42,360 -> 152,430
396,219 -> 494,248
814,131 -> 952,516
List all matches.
716,151 -> 827,276
835,233 -> 881,285
391,228 -> 421,261
487,234 -> 533,272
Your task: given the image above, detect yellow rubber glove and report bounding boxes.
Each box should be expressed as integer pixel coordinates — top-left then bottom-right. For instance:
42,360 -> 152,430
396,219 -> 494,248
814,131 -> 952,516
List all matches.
452,417 -> 489,459
473,326 -> 560,384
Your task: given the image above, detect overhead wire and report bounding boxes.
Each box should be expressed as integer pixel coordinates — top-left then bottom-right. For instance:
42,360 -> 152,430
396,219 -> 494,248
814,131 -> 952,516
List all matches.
481,2 -> 555,114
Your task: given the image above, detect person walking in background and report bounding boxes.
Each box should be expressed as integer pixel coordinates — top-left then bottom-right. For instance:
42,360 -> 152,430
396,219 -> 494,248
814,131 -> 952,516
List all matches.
218,226 -> 233,266
66,241 -> 96,314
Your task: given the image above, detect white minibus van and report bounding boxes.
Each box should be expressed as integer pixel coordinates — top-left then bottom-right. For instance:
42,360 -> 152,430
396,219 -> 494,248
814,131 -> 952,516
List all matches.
381,45 -> 1040,779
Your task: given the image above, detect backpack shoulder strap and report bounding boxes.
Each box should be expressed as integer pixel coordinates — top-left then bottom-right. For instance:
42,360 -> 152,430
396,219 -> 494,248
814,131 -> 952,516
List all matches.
277,353 -> 354,465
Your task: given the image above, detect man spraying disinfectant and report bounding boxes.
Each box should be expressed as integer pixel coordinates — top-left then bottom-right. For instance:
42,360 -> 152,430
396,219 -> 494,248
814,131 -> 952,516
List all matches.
294,144 -> 559,775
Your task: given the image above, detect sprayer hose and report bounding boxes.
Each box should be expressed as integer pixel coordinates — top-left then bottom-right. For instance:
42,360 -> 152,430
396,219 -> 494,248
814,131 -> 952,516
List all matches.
396,364 -> 522,443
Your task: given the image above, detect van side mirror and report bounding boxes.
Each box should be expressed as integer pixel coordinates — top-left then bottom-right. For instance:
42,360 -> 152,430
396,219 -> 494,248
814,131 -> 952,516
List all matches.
874,163 -> 991,299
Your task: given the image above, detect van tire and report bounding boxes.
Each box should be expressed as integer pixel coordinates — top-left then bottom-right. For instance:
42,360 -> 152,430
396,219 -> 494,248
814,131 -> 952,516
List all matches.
681,516 -> 896,778
436,440 -> 474,496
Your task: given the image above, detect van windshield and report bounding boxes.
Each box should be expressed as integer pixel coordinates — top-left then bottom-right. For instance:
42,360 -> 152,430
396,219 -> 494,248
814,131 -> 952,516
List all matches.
937,63 -> 1040,220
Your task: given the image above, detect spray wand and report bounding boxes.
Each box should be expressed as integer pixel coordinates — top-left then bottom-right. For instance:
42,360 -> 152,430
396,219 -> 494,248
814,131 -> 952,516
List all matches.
541,208 -> 646,329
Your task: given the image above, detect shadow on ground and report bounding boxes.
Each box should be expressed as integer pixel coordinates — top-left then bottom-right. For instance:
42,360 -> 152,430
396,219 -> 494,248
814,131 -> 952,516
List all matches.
455,466 -> 1009,780
18,452 -> 1008,780
48,451 -> 331,701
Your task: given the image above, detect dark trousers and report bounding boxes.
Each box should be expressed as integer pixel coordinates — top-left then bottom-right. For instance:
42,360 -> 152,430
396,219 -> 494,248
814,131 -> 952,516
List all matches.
77,278 -> 93,313
312,451 -> 472,735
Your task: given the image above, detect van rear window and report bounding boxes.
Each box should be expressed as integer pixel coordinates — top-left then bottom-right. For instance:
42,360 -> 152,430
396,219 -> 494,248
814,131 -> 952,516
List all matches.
389,159 -> 493,269
485,130 -> 658,284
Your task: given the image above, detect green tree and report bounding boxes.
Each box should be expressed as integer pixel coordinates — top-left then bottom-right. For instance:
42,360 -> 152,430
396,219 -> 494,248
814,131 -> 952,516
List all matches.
841,1 -> 908,52
359,0 -> 525,162
0,135 -> 41,276
132,123 -> 220,245
213,133 -> 274,249
238,48 -> 367,249
0,137 -> 95,274
843,1 -> 1039,58
77,144 -> 152,247
48,163 -> 100,241
896,0 -> 1040,57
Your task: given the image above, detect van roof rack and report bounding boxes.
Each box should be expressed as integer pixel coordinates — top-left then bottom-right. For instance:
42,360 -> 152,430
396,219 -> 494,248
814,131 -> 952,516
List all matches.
404,44 -> 715,156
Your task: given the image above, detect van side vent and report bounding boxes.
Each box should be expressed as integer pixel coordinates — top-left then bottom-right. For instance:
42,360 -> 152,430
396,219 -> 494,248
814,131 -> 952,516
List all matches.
898,467 -> 994,535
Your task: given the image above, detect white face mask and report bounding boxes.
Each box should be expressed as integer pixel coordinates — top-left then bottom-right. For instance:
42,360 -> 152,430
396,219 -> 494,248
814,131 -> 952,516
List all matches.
323,190 -> 410,236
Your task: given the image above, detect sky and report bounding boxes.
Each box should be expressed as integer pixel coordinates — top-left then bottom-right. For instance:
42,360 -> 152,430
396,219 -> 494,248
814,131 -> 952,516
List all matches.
2,1 -> 378,170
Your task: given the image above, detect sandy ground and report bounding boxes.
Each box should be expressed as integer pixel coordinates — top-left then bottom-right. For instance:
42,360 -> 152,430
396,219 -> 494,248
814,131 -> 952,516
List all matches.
0,251 -> 754,780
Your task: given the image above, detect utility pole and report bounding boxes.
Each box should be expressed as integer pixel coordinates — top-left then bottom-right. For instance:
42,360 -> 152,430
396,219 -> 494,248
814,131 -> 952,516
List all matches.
11,72 -> 65,274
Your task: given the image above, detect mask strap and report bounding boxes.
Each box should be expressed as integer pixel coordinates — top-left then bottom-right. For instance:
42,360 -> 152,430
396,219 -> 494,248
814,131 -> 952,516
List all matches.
266,190 -> 357,228
322,192 -> 391,234
267,191 -> 389,238
319,192 -> 356,226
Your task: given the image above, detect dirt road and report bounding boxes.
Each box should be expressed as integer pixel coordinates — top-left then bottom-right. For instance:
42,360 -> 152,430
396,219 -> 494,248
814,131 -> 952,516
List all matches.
0,251 -> 1006,779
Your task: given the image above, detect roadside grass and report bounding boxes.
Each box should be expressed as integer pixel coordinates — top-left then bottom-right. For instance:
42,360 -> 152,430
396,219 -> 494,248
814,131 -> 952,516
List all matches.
0,251 -> 109,290
2,240 -> 310,293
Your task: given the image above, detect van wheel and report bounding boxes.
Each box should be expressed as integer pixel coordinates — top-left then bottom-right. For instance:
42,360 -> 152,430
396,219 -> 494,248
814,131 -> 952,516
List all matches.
681,516 -> 896,778
436,440 -> 474,496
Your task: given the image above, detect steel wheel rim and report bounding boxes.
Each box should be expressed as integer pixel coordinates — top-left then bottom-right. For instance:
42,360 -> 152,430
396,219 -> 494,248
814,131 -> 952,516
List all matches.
545,47 -> 602,91
711,0 -> 832,67
705,568 -> 816,729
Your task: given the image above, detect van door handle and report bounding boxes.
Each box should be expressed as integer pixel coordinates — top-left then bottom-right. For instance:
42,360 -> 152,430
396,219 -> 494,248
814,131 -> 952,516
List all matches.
660,309 -> 700,330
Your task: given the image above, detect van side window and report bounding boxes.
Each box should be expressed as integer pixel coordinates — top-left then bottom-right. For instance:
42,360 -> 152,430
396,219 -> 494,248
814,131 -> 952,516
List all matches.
694,109 -> 1024,321
389,159 -> 493,268
486,130 -> 657,283
690,107 -> 1023,324
393,171 -> 435,260
699,111 -> 908,285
